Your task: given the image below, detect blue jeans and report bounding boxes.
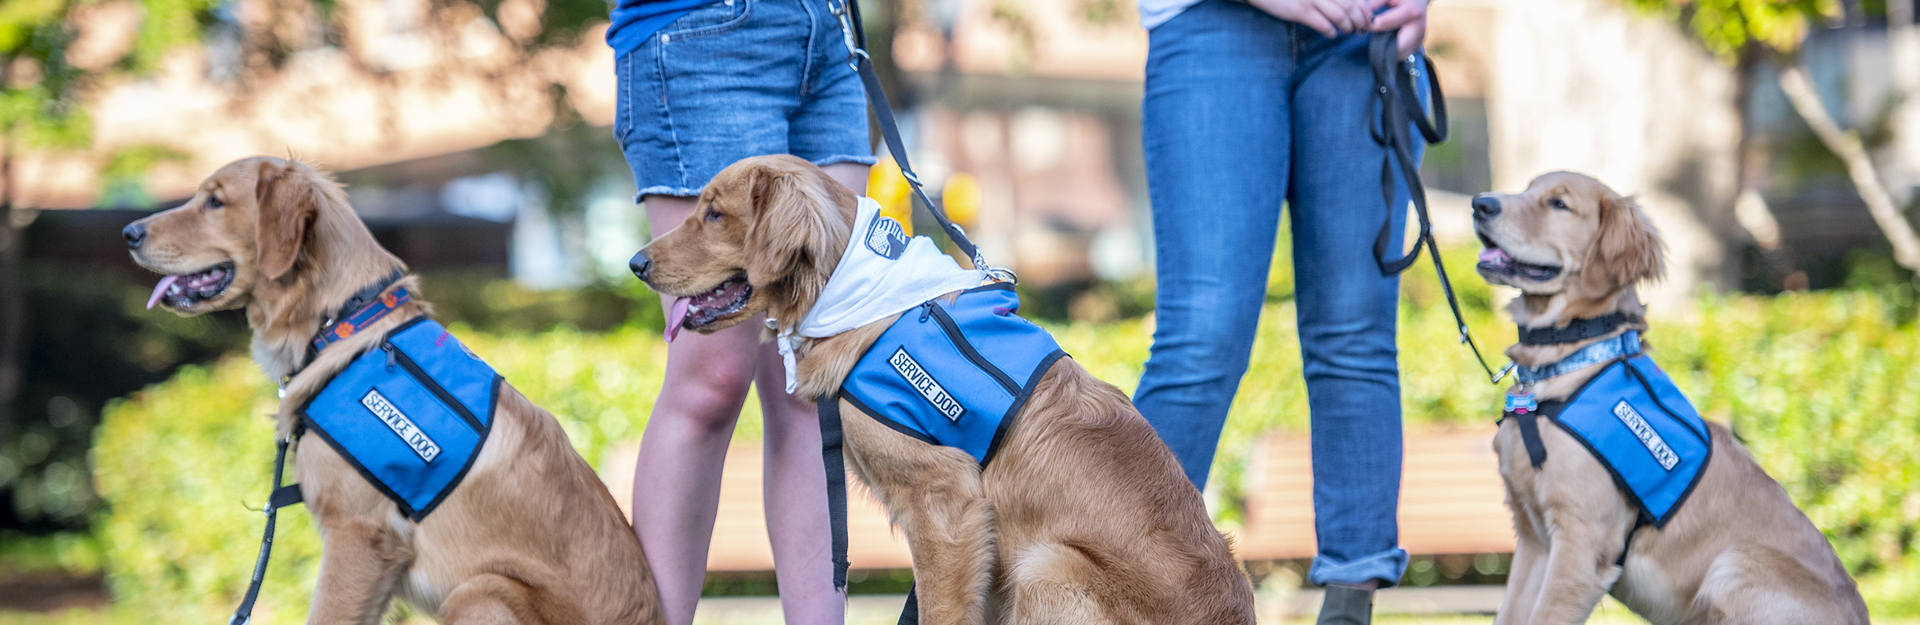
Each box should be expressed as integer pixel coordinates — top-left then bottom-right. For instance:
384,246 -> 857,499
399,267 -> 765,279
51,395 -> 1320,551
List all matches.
1136,0 -> 1423,588
613,0 -> 874,199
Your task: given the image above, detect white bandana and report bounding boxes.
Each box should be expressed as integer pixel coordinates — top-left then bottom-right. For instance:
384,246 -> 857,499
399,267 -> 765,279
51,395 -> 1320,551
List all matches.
775,196 -> 985,393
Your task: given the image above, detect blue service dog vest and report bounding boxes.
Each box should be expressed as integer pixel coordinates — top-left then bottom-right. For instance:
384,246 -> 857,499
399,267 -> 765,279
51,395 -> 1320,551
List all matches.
839,283 -> 1067,464
299,317 -> 501,520
1520,355 -> 1711,527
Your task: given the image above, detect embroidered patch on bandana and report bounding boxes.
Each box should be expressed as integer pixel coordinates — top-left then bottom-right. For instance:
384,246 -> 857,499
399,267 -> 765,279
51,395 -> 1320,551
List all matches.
864,216 -> 908,260
888,348 -> 964,422
362,389 -> 442,462
1612,400 -> 1678,471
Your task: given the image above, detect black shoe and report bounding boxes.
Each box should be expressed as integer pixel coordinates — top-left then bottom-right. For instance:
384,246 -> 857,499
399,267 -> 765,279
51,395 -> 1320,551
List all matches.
1315,585 -> 1374,625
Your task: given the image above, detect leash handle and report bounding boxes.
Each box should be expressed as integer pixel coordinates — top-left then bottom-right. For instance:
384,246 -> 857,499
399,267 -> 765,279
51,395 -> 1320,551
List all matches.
832,0 -> 1013,283
1365,32 -> 1506,385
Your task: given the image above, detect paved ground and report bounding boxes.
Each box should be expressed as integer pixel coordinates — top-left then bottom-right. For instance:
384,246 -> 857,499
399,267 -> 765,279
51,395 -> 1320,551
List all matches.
688,586 -> 1656,625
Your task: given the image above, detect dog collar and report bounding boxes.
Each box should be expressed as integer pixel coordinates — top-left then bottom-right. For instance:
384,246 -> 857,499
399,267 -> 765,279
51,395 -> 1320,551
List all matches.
1517,312 -> 1635,345
311,269 -> 410,355
1513,331 -> 1642,384
280,270 -> 409,396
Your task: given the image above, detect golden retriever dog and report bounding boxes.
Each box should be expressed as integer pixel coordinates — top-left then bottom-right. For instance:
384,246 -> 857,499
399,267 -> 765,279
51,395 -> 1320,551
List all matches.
125,157 -> 664,625
1473,171 -> 1867,624
631,155 -> 1253,624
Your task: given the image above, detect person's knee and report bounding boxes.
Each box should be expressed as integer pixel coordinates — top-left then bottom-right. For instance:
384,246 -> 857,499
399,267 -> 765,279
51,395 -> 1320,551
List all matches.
658,362 -> 757,432
1145,313 -> 1259,382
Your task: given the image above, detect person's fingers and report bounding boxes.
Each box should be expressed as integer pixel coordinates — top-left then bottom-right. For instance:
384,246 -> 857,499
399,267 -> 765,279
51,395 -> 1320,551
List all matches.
1349,0 -> 1375,30
1397,18 -> 1426,56
1311,0 -> 1355,33
1298,9 -> 1341,38
1371,2 -> 1423,31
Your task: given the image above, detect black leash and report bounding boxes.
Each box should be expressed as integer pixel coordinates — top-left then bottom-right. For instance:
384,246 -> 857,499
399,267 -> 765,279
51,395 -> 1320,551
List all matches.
818,393 -> 853,591
230,427 -> 305,625
235,271 -> 404,624
834,0 -> 1011,283
1365,32 -> 1509,385
823,3 -> 1015,621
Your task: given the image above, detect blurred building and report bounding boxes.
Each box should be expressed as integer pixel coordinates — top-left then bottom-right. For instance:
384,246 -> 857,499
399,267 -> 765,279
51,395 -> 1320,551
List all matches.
17,0 -> 1919,297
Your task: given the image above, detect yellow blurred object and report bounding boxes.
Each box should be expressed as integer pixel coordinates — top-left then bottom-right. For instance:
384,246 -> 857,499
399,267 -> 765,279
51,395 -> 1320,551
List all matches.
942,172 -> 980,226
870,156 -> 913,235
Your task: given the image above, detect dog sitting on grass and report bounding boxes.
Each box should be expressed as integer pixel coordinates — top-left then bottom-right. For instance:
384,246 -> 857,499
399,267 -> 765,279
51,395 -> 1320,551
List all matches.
126,156 -> 665,625
631,154 -> 1255,625
1473,171 -> 1867,624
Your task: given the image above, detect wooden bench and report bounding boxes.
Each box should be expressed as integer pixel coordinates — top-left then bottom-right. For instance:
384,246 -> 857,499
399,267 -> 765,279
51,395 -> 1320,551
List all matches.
600,426 -> 1514,571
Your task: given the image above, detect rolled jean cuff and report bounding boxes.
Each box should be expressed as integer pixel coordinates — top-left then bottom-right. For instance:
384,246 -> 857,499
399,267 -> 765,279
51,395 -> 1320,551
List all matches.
1308,547 -> 1408,588
635,185 -> 707,202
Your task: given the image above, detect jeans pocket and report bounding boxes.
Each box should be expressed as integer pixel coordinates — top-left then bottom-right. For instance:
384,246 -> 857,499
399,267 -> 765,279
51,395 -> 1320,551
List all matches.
659,0 -> 751,41
613,51 -> 634,144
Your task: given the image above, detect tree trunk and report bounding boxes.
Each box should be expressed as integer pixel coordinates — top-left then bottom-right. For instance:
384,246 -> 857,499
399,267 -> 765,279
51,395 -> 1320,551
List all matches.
0,128 -> 20,437
1728,45 -> 1800,288
1776,63 -> 1920,271
1889,0 -> 1920,208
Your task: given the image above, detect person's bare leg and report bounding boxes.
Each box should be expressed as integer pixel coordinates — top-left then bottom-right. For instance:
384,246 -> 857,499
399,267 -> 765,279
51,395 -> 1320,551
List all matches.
758,162 -> 867,625
631,193 -> 764,625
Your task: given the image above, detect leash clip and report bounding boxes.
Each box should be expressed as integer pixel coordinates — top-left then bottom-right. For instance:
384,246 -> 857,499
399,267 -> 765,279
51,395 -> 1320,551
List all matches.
1491,361 -> 1515,385
829,0 -> 862,69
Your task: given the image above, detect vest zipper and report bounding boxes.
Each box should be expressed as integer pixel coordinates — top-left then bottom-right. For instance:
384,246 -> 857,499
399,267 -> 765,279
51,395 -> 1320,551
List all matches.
383,342 -> 486,434
925,303 -> 1021,396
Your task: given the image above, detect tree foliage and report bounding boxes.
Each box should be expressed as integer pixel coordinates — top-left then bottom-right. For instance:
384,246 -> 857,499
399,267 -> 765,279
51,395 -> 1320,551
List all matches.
1627,0 -> 1838,58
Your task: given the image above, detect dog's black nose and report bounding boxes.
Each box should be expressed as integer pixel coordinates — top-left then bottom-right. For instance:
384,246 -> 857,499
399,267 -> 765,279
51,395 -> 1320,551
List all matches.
123,222 -> 148,249
629,249 -> 652,281
1471,196 -> 1501,220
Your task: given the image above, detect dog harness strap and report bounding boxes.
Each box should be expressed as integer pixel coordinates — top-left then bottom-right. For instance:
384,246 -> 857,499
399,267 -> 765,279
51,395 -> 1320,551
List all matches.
1505,409 -> 1550,469
1518,312 -> 1634,345
230,429 -> 305,625
818,393 -> 852,592
1615,516 -> 1650,567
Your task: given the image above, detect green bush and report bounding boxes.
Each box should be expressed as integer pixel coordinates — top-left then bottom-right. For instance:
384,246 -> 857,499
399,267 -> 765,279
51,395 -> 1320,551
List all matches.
93,271 -> 1920,619
91,325 -> 696,625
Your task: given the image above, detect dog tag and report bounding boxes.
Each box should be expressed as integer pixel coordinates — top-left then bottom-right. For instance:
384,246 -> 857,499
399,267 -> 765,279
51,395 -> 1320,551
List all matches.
1505,392 -> 1537,414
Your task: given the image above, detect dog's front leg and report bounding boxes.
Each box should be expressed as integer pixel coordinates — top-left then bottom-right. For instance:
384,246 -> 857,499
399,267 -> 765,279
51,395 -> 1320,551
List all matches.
1520,513 -> 1630,625
307,516 -> 414,624
841,400 -> 995,625
300,448 -> 415,625
1494,428 -> 1549,625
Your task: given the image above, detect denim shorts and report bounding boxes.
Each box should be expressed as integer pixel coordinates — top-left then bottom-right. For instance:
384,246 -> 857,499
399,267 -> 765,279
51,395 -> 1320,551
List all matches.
614,0 -> 875,199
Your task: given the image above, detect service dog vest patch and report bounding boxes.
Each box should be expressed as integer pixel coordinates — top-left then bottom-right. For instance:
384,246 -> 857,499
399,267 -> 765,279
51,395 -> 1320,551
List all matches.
1527,355 -> 1711,527
839,284 -> 1067,464
301,317 -> 501,520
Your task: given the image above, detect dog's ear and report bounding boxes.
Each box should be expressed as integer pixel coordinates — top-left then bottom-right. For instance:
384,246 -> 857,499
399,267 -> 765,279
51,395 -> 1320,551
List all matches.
1579,191 -> 1665,295
254,160 -> 320,280
744,163 -> 845,316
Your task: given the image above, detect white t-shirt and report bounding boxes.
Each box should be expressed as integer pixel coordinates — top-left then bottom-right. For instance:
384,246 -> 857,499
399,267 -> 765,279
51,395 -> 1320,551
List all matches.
1139,0 -> 1205,29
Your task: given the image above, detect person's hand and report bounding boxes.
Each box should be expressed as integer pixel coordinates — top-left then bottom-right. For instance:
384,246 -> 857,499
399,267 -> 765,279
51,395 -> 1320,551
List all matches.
1369,0 -> 1428,57
1246,0 -> 1372,39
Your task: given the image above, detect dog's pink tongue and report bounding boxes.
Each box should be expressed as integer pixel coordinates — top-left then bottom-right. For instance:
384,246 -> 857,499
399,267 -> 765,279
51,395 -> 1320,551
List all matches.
1479,247 -> 1511,265
665,297 -> 690,343
146,275 -> 180,310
